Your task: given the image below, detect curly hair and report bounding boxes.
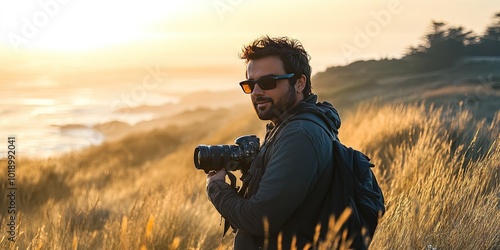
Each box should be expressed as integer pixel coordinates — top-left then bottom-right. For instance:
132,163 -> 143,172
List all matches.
239,36 -> 312,97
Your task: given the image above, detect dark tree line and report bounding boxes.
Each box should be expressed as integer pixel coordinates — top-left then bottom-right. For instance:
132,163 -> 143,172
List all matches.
405,11 -> 500,70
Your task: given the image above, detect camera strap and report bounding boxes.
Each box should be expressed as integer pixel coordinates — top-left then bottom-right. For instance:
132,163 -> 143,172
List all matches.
221,141 -> 270,238
221,174 -> 238,238
226,172 -> 238,191
220,114 -> 298,238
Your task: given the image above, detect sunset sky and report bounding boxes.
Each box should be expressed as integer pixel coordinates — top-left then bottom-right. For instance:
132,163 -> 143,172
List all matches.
0,0 -> 499,157
1,0 -> 499,81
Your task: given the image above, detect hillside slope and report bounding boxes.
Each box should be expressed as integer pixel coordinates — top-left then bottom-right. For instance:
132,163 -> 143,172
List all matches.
313,59 -> 500,121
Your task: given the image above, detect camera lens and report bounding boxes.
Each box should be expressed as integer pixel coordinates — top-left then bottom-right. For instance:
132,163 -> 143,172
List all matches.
194,145 -> 234,172
194,146 -> 207,170
194,135 -> 260,173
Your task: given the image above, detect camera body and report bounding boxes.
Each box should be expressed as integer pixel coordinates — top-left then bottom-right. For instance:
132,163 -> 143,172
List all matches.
194,135 -> 260,173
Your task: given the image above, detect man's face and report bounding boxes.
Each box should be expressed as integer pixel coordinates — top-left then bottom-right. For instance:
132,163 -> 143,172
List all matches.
247,56 -> 299,122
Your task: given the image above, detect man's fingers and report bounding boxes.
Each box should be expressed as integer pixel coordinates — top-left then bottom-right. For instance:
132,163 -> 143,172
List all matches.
207,170 -> 217,177
207,169 -> 227,183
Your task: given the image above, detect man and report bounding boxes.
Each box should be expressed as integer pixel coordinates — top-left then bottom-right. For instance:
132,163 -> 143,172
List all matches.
206,36 -> 342,249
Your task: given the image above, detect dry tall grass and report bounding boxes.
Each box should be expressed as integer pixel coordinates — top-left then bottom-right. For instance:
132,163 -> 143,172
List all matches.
340,103 -> 499,249
0,102 -> 498,249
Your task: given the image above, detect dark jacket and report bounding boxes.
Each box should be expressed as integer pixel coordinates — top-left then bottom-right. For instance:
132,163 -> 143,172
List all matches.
207,94 -> 341,249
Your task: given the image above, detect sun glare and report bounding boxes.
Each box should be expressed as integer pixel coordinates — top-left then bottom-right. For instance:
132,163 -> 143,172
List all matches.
0,0 -> 192,52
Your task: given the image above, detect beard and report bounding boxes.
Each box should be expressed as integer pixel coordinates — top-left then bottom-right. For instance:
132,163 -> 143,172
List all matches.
253,85 -> 297,121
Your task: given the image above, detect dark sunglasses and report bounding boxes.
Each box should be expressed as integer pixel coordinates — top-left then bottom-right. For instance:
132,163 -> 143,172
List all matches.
239,73 -> 295,94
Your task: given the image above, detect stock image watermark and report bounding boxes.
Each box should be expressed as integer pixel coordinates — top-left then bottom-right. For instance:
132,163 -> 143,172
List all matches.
340,0 -> 403,61
461,73 -> 500,110
212,0 -> 246,21
7,0 -> 71,52
6,136 -> 18,242
85,65 -> 168,145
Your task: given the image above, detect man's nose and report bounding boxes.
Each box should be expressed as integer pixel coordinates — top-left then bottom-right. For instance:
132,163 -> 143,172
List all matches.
252,83 -> 264,96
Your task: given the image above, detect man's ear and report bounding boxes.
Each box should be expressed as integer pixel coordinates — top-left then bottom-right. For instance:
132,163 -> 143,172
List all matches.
295,74 -> 307,93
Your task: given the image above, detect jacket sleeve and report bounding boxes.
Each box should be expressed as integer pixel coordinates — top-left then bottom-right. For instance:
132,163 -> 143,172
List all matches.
207,120 -> 324,236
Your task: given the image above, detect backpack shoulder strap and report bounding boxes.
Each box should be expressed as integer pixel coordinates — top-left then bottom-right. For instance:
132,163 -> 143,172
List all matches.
293,112 -> 384,248
293,112 -> 378,192
291,112 -> 339,142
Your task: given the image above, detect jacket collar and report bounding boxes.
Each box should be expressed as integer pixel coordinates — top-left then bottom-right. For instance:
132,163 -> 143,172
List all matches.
265,94 -> 318,134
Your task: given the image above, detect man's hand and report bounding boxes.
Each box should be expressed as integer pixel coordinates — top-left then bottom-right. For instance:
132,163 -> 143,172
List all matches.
206,169 -> 227,187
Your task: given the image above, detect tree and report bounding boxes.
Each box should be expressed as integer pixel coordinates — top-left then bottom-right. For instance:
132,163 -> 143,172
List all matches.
475,11 -> 500,56
404,20 -> 480,70
404,11 -> 500,70
425,21 -> 447,48
483,12 -> 500,42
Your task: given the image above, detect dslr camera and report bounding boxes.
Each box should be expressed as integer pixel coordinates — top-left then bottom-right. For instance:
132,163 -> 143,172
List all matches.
194,135 -> 260,174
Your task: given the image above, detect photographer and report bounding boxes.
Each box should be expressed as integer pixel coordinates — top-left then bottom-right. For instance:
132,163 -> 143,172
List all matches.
206,36 -> 341,249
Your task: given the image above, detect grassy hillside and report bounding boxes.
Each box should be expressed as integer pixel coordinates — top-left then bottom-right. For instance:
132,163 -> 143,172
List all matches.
0,104 -> 266,249
313,59 -> 500,121
1,58 -> 499,249
1,102 -> 499,249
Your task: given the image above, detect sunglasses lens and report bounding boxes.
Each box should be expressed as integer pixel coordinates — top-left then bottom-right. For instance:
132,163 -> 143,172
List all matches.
240,81 -> 254,94
257,78 -> 276,90
239,74 -> 288,94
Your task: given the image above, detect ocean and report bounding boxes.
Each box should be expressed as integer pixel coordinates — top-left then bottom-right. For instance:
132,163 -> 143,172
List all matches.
0,57 -> 246,159
1,80 -> 179,158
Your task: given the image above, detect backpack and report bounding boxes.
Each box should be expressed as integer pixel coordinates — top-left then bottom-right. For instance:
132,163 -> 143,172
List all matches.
292,112 -> 385,249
